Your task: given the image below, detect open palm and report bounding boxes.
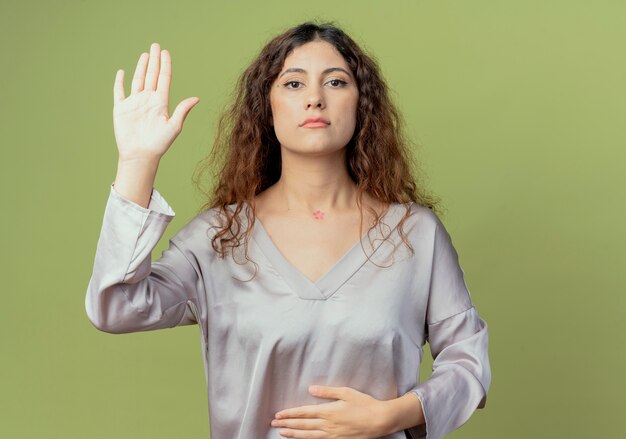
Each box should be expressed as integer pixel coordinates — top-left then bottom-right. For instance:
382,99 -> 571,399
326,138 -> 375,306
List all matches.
113,42 -> 199,161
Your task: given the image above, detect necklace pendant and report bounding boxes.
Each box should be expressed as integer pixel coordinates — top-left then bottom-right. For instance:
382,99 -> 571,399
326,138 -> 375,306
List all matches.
312,210 -> 325,220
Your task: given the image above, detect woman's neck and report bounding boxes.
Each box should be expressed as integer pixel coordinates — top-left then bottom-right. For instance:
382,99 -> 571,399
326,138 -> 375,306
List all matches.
272,145 -> 359,215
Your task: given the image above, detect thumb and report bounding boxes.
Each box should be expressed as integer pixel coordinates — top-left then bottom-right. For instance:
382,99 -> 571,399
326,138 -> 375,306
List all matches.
170,97 -> 200,129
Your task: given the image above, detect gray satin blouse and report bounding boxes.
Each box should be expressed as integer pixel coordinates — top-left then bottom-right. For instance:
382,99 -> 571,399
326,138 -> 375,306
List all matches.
85,184 -> 491,439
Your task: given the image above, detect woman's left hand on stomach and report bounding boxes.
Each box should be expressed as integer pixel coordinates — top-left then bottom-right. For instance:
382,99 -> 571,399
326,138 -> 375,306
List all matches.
271,385 -> 393,438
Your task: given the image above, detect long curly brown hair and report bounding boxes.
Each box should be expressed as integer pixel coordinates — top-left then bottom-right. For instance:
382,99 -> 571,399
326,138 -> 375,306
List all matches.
192,20 -> 442,270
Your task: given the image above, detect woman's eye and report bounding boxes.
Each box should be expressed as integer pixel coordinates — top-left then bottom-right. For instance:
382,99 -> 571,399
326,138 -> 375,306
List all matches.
284,81 -> 302,89
328,79 -> 347,87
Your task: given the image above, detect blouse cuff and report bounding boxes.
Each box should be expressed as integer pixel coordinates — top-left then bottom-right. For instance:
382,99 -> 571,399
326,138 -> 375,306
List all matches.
110,182 -> 175,218
104,183 -> 175,283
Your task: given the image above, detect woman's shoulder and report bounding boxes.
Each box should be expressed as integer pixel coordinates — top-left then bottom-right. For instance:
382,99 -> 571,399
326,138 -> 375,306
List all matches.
400,200 -> 442,228
169,202 -> 242,246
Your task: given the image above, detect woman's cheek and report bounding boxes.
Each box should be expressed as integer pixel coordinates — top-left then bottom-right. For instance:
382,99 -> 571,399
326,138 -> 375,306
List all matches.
273,121 -> 295,147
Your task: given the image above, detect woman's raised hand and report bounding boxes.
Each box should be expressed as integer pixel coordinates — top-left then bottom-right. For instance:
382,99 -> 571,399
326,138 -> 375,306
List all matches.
113,42 -> 200,162
110,43 -> 199,207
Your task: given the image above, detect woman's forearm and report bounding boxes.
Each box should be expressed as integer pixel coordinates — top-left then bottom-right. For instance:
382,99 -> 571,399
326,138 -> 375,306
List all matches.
380,392 -> 425,435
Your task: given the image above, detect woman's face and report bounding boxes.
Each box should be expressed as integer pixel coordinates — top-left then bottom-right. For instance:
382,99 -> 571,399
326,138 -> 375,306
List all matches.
269,40 -> 359,156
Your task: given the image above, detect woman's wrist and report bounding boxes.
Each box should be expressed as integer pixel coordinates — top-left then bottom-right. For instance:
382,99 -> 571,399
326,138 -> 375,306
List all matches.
113,156 -> 161,208
379,392 -> 425,435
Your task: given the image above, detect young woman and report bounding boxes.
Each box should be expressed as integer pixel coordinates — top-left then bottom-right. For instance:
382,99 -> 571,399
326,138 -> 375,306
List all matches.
86,22 -> 491,439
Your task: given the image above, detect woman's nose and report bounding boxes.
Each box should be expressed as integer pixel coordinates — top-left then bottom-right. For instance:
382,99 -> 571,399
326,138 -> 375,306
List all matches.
305,87 -> 324,109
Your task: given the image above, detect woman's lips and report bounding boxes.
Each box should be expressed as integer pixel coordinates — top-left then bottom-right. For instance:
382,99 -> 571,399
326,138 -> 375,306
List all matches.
300,117 -> 330,128
301,122 -> 330,128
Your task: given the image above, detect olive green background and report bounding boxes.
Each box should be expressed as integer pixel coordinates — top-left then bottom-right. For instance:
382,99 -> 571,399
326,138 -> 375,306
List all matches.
1,1 -> 624,438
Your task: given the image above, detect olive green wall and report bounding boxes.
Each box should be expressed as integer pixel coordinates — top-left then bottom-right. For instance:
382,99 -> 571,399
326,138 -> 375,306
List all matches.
1,1 -> 624,438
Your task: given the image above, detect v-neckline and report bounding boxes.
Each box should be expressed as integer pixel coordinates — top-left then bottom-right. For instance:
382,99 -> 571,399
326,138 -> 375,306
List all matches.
245,202 -> 408,300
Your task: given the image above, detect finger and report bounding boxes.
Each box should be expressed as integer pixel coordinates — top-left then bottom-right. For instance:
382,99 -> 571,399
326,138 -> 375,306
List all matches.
309,385 -> 347,400
276,427 -> 326,438
275,403 -> 321,419
113,69 -> 125,104
156,49 -> 171,103
169,97 -> 200,130
272,417 -> 323,430
144,42 -> 160,91
131,52 -> 149,94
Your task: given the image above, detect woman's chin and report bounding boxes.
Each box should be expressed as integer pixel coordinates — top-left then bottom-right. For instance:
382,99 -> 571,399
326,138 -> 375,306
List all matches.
281,143 -> 347,157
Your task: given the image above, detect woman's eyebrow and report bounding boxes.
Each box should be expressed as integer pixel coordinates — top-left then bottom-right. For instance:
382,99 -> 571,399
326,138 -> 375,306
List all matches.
278,67 -> 352,79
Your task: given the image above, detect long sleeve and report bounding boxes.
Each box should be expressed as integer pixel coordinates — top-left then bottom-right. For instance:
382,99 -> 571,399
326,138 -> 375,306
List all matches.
85,184 -> 202,334
405,218 -> 491,439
